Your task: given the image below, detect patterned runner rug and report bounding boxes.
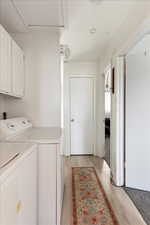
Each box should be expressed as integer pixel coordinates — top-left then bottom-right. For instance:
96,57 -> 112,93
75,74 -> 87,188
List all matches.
72,167 -> 119,225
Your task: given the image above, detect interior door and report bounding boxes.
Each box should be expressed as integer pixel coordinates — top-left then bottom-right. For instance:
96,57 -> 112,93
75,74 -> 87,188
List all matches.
70,77 -> 95,155
110,57 -> 125,186
126,42 -> 150,191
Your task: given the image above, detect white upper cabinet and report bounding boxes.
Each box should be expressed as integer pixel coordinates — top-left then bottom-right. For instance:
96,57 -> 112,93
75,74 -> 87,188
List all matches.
12,40 -> 24,97
0,24 -> 25,98
0,25 -> 11,94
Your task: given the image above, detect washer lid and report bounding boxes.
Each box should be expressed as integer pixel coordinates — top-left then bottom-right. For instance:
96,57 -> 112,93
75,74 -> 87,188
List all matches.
0,142 -> 34,169
0,151 -> 20,169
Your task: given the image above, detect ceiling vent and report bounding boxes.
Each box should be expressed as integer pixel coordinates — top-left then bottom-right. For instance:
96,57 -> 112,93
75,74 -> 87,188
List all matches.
10,0 -> 65,29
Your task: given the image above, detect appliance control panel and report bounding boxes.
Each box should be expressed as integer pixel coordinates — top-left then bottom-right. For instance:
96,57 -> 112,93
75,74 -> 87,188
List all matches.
0,117 -> 32,140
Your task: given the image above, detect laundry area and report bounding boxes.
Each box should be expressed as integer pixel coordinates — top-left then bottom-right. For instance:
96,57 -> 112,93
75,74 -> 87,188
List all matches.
0,0 -> 150,225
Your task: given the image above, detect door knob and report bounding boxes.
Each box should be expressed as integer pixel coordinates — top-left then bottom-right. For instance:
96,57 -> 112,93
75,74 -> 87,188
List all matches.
71,119 -> 75,122
16,200 -> 22,214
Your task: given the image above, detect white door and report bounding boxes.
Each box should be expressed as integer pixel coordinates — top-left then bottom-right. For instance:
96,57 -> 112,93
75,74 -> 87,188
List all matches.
110,57 -> 125,186
56,143 -> 64,225
12,40 -> 24,97
0,25 -> 11,93
126,36 -> 150,191
70,77 -> 95,155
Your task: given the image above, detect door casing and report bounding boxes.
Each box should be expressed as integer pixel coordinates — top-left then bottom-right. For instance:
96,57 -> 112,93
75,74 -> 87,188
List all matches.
69,76 -> 96,155
64,75 -> 96,156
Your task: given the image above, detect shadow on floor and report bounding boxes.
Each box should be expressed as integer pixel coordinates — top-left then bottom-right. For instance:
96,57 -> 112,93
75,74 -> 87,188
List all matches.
124,186 -> 150,224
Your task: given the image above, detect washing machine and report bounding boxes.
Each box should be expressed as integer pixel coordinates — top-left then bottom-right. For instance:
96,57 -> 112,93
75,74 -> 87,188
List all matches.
0,117 -> 64,225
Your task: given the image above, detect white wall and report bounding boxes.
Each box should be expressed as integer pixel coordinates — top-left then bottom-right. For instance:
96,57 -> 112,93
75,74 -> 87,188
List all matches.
99,14 -> 150,75
126,35 -> 150,190
98,15 -> 150,183
64,62 -> 98,75
4,31 -> 61,127
97,15 -> 150,162
64,61 -> 105,157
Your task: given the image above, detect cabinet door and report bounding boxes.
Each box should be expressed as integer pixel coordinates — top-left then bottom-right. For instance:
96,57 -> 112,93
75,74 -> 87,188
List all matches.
18,150 -> 37,225
0,25 -> 11,93
57,144 -> 64,225
0,171 -> 18,225
12,40 -> 24,97
38,144 -> 57,225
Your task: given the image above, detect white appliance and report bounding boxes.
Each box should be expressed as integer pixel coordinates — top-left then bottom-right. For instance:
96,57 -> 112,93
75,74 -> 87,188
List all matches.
0,142 -> 37,225
0,117 -> 64,225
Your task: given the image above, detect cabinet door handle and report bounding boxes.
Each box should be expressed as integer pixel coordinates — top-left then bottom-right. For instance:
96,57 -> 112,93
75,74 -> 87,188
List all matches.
16,200 -> 22,213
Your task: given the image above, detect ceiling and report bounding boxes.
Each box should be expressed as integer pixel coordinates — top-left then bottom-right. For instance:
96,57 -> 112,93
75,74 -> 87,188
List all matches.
0,0 -> 150,61
61,0 -> 150,61
0,0 -> 65,32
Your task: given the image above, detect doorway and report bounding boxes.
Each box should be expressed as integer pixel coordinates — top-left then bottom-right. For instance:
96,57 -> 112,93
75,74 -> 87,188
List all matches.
104,67 -> 111,167
70,77 -> 95,155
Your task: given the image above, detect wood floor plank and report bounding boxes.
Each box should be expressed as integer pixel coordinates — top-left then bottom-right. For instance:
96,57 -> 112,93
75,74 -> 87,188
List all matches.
61,156 -> 146,225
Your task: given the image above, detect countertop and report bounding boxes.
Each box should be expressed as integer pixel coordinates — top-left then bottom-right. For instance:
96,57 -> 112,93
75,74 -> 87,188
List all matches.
6,127 -> 62,144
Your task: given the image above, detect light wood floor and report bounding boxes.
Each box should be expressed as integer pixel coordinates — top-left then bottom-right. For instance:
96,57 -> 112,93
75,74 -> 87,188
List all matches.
61,156 -> 147,225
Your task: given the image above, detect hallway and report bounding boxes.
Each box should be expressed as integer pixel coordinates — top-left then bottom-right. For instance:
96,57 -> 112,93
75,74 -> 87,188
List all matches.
61,156 -> 146,225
